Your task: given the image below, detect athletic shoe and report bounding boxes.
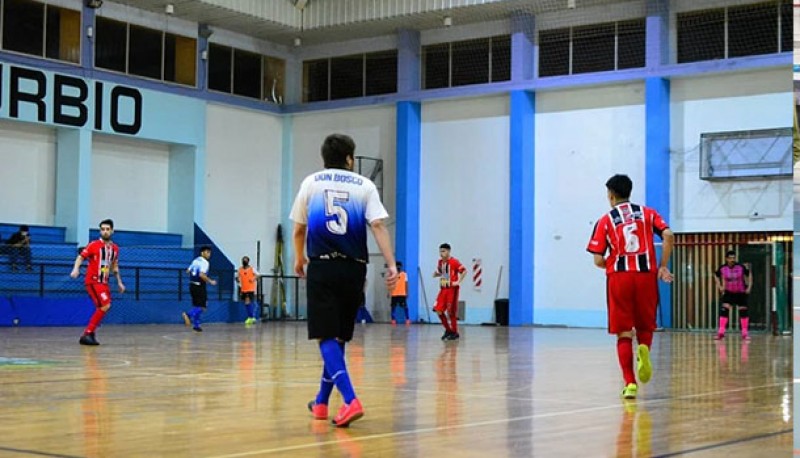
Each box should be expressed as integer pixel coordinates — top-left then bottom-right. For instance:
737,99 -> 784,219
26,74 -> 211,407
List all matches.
79,333 -> 99,346
182,312 -> 192,327
742,334 -> 750,341
405,319 -> 411,326
245,318 -> 256,325
332,398 -> 364,427
621,383 -> 638,400
446,332 -> 460,341
636,344 -> 652,384
713,333 -> 724,340
307,400 -> 328,420
391,319 -> 397,326
192,326 -> 203,332
441,331 -> 452,341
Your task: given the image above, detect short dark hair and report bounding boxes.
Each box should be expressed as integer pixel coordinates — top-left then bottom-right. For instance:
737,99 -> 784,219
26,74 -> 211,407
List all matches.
439,243 -> 451,250
200,245 -> 212,254
321,134 -> 356,169
396,261 -> 403,268
99,219 -> 114,229
725,250 -> 736,257
19,225 -> 29,232
605,174 -> 633,199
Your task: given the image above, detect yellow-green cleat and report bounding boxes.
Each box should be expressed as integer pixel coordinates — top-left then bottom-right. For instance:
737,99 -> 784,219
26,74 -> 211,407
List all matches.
621,383 -> 638,399
636,344 -> 652,384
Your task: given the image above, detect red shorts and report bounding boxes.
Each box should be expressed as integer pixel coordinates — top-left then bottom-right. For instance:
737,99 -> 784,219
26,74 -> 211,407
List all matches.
86,283 -> 112,308
606,272 -> 658,334
433,287 -> 459,314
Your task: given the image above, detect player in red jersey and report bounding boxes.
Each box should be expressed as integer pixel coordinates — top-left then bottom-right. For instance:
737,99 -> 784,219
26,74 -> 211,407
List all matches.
70,219 -> 126,346
433,243 -> 466,340
587,175 -> 674,399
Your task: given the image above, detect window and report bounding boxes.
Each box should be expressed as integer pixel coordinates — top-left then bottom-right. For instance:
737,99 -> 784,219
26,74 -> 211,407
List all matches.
129,25 -> 163,79
208,43 -> 232,93
303,50 -> 397,102
423,43 -> 449,89
330,54 -> 364,100
263,56 -> 285,104
233,49 -> 261,99
677,2 -> 787,64
365,50 -> 397,96
538,29 -> 570,77
95,17 -> 127,72
491,35 -> 511,82
539,20 -> 644,77
452,38 -> 490,86
572,23 -> 615,74
2,0 -> 80,63
164,33 -> 197,86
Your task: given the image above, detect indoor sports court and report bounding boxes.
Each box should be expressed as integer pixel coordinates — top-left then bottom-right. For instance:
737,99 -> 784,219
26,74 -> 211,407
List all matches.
0,0 -> 796,456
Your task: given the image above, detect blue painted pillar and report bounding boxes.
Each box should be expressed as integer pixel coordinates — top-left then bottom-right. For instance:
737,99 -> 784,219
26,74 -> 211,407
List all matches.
197,25 -> 209,92
510,13 -> 535,82
81,5 -> 95,69
645,0 -> 671,327
509,90 -> 535,326
395,29 -> 422,322
396,101 -> 421,322
55,128 -> 92,245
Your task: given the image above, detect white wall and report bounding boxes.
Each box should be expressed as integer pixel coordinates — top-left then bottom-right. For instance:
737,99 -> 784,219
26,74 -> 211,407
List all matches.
535,83 -> 646,326
420,96 -> 510,325
0,121 -> 56,226
671,69 -> 792,233
291,106 -> 397,319
204,104 -> 285,269
92,135 -> 170,233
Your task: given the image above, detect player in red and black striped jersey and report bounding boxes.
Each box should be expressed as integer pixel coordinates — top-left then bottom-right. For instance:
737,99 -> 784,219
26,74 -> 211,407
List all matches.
587,175 -> 674,400
433,243 -> 466,340
70,219 -> 126,346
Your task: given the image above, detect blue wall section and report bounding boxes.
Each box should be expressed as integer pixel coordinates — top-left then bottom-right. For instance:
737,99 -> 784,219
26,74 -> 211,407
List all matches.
509,90 -> 535,326
396,101 -> 421,322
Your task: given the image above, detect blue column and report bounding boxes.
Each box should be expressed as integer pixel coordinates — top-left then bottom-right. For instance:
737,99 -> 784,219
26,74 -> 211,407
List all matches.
397,29 -> 421,93
396,101 -> 421,322
509,90 -> 535,326
197,25 -> 209,92
645,0 -> 672,328
55,128 -> 92,245
510,13 -> 535,82
81,5 -> 95,70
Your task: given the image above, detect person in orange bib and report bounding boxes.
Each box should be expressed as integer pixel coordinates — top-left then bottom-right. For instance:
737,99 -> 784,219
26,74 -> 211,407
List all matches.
237,256 -> 261,325
390,262 -> 409,325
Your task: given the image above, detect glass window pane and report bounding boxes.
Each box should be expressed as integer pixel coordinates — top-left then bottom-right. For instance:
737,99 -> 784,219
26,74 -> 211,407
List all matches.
330,54 -> 364,100
572,23 -> 615,74
365,50 -> 397,96
208,43 -> 232,93
3,0 -> 44,57
491,35 -> 511,82
45,6 -> 80,63
423,43 -> 449,89
728,2 -> 778,58
303,59 -> 329,102
539,28 -> 570,77
677,9 -> 725,63
95,17 -> 127,72
164,34 -> 196,86
263,56 -> 285,103
129,25 -> 163,79
780,0 -> 791,53
233,49 -> 262,99
617,19 -> 645,69
452,38 -> 489,86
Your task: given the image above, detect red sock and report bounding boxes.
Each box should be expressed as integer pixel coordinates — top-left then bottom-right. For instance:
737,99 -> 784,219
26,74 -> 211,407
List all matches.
438,313 -> 451,332
637,330 -> 653,348
449,313 -> 458,334
85,309 -> 107,334
616,337 -> 636,385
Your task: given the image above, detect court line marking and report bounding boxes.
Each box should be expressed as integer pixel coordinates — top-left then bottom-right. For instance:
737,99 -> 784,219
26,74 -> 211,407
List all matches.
0,445 -> 83,458
207,381 -> 790,458
650,428 -> 791,457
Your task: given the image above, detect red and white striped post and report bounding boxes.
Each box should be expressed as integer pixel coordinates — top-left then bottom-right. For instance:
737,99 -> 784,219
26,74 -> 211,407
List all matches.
472,258 -> 482,291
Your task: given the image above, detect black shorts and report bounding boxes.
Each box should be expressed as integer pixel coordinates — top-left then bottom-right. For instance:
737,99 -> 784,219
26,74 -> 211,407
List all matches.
722,292 -> 748,307
240,291 -> 255,302
306,259 -> 366,341
190,283 -> 207,307
391,296 -> 407,308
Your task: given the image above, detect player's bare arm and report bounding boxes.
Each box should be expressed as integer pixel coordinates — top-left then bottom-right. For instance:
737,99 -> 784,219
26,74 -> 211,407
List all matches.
200,272 -> 217,286
292,222 -> 308,278
113,260 -> 126,293
369,219 -> 398,291
658,228 -> 675,283
593,254 -> 605,268
69,254 -> 84,278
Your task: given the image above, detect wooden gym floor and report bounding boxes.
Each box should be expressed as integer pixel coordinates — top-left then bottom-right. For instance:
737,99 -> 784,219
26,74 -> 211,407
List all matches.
0,322 -> 791,457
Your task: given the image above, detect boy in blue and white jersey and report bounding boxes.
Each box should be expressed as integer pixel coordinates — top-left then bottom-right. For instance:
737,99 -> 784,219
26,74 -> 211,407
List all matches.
182,246 -> 217,332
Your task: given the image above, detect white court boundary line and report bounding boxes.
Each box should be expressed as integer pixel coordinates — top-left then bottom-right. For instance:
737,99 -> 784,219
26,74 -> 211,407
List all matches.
208,381 -> 790,458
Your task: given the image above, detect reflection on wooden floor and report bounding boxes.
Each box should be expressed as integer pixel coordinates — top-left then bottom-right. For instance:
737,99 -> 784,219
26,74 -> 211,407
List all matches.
0,323 -> 791,457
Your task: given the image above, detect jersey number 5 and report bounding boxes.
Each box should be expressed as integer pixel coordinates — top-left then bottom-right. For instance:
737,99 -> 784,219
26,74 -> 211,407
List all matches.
325,190 -> 350,235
